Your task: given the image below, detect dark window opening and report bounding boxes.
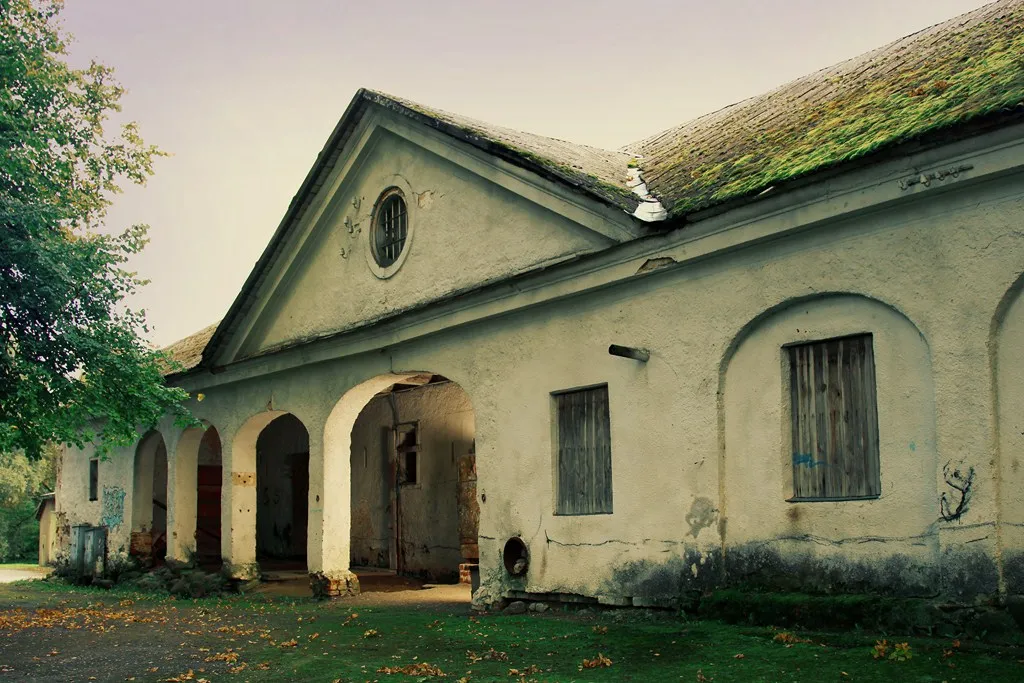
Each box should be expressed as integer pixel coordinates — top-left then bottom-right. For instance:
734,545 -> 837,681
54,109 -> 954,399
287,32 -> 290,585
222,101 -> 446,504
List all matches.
89,458 -> 99,501
397,424 -> 419,486
554,384 -> 613,515
404,451 -> 418,485
788,334 -> 881,501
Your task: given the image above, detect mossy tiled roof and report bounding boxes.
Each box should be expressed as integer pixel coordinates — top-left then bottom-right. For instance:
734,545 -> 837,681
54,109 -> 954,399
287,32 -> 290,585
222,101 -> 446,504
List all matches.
629,0 -> 1024,218
159,322 -> 219,376
363,90 -> 640,212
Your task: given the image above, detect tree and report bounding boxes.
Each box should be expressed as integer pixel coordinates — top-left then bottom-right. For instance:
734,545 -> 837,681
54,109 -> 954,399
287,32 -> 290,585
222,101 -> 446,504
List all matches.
0,443 -> 56,561
1,0 -> 191,459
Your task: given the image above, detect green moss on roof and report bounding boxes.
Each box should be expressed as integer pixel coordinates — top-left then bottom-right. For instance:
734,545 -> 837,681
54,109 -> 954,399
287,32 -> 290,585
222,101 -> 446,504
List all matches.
158,322 -> 220,377
631,0 -> 1024,217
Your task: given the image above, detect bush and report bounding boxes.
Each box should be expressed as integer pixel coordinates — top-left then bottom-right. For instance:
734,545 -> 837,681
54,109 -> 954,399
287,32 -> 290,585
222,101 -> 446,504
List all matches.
124,565 -> 232,598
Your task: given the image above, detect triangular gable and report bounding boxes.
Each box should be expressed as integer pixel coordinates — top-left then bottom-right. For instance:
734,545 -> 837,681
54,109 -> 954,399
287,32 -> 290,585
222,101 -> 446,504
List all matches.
200,90 -> 653,368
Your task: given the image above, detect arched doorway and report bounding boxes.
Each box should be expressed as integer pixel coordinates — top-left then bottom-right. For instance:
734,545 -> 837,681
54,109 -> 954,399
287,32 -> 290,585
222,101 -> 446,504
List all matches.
256,414 -> 310,573
169,423 -> 223,567
196,427 -> 223,565
323,373 -> 477,595
131,430 -> 168,566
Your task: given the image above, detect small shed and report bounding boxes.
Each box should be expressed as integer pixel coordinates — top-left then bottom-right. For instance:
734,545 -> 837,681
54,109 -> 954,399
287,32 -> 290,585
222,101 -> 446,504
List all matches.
35,492 -> 57,566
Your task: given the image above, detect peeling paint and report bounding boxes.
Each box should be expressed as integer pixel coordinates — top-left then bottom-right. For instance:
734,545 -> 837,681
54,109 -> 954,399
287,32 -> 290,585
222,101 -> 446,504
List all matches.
635,256 -> 677,274
101,486 -> 126,530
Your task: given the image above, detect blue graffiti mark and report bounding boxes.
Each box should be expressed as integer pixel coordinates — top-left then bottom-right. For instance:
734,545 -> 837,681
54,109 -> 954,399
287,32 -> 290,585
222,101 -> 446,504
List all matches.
909,441 -> 917,452
101,486 -> 126,530
793,453 -> 829,468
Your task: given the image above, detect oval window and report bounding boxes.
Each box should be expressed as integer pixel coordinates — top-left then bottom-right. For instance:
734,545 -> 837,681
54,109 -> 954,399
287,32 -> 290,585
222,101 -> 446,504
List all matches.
371,190 -> 408,268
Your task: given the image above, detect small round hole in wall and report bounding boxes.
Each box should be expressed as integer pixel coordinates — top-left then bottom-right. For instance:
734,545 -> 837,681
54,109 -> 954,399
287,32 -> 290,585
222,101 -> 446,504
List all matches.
316,495 -> 320,503
503,537 -> 529,576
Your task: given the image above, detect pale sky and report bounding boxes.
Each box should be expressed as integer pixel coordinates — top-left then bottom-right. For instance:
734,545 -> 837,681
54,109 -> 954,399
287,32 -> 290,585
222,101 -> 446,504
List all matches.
58,0 -> 990,347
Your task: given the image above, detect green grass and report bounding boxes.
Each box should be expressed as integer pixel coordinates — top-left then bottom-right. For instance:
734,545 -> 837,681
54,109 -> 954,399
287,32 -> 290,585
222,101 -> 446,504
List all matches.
2,581 -> 1023,681
240,605 -> 1024,682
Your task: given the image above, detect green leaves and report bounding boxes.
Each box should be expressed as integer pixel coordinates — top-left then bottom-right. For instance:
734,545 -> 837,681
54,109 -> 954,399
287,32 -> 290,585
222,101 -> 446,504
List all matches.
1,0 -> 190,459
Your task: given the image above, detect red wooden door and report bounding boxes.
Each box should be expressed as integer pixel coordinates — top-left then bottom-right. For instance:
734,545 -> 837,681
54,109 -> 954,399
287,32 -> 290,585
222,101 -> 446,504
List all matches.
196,465 -> 222,560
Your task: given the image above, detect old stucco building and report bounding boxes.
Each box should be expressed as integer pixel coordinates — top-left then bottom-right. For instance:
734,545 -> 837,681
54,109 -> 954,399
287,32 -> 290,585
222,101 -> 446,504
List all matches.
56,1 -> 1024,606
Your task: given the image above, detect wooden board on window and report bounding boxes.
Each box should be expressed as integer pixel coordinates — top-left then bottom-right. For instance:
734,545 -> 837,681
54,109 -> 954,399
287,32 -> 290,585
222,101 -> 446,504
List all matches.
555,385 -> 612,515
789,334 -> 880,500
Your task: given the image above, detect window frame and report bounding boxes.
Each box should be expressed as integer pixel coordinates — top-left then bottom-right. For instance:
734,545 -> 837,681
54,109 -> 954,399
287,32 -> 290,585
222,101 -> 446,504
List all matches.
366,187 -> 413,279
784,333 -> 881,503
551,382 -> 613,516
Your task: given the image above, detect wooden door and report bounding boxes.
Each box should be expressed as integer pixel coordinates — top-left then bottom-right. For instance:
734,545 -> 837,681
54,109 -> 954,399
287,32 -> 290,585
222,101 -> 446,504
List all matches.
196,465 -> 221,561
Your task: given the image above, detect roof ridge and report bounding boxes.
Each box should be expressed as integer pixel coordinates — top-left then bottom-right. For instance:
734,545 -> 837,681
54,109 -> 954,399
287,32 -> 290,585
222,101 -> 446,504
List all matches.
364,89 -> 635,160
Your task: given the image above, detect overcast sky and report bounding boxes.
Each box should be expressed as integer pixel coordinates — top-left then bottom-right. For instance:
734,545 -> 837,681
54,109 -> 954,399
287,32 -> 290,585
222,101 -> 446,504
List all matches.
58,0 -> 989,347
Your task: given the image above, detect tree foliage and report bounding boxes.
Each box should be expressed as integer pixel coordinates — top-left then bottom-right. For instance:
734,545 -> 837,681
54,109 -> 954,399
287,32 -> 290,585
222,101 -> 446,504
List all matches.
1,0 -> 190,459
0,442 -> 56,561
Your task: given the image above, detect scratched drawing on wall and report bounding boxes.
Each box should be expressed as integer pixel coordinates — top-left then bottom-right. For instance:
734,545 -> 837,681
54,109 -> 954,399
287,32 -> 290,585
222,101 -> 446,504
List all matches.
939,461 -> 975,523
101,486 -> 126,529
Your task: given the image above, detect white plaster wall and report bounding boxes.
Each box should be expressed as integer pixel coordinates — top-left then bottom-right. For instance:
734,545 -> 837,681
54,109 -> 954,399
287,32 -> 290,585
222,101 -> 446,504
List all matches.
58,439 -> 139,558
38,502 -> 57,566
996,278 -> 1024,592
722,296 -> 938,590
56,162 -> 1024,601
239,129 -> 613,357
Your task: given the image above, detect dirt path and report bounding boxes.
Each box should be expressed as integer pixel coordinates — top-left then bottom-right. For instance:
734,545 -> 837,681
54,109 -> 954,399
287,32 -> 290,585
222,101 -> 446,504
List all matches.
0,568 -> 50,584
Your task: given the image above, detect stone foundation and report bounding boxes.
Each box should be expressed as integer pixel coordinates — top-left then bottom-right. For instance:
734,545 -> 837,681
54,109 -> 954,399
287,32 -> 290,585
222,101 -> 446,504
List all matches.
221,561 -> 261,581
310,570 -> 361,598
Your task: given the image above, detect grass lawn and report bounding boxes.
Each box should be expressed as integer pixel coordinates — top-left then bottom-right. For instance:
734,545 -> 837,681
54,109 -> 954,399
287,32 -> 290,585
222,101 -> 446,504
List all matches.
1,580 -> 1022,682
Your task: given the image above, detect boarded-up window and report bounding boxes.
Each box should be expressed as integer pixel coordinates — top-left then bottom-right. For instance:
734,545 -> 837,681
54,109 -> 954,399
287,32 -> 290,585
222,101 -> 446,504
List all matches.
555,385 -> 612,515
89,458 -> 99,501
788,334 -> 880,500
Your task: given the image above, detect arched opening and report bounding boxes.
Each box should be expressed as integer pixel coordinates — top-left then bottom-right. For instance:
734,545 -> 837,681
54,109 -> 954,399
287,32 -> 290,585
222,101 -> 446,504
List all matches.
993,276 -> 1024,593
256,414 -> 310,574
719,293 -> 937,594
168,423 -> 223,568
131,430 -> 168,566
321,373 -> 477,596
196,427 -> 223,565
